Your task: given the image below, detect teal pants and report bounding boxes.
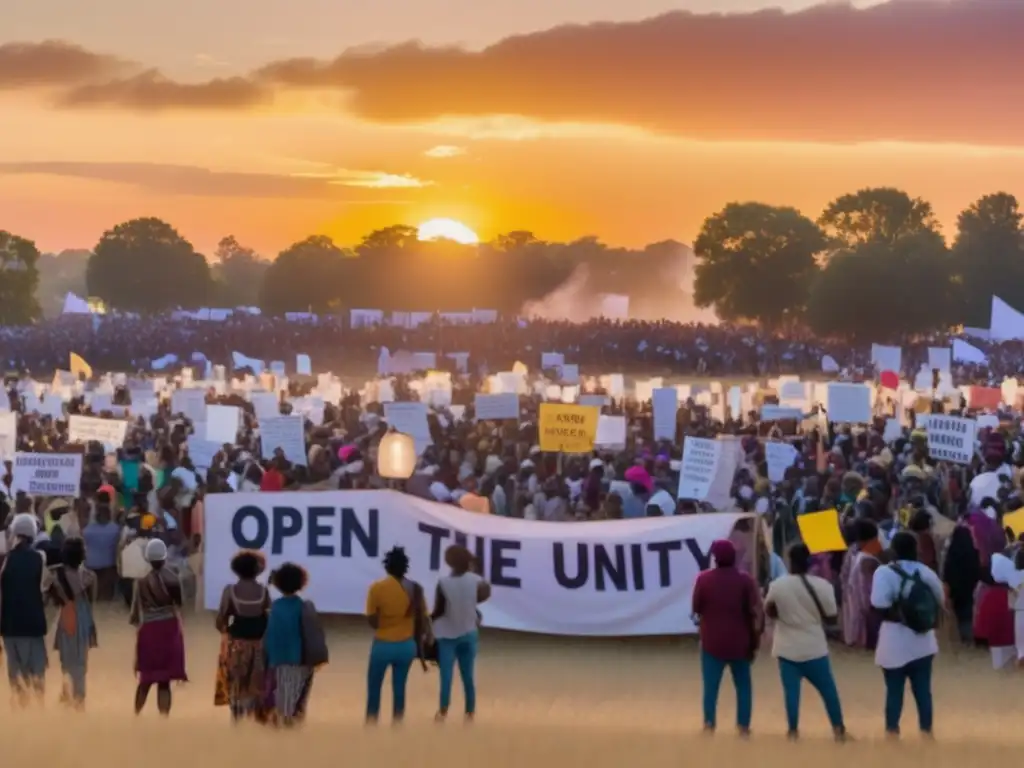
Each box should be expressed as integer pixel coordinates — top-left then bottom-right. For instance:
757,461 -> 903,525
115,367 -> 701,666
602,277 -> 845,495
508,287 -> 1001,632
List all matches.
366,638 -> 417,718
437,631 -> 478,714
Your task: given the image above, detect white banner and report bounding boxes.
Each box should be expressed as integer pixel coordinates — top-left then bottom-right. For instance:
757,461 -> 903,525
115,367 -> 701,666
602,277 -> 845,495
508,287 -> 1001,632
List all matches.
474,393 -> 519,421
68,415 -> 128,450
12,452 -> 83,496
203,491 -> 747,636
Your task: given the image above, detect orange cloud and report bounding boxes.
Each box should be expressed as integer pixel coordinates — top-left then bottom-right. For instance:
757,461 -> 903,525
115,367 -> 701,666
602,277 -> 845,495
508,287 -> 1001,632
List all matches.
7,1 -> 1024,145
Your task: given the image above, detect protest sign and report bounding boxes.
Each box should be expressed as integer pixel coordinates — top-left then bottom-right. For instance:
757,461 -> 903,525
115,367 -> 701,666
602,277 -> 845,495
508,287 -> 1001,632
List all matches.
765,441 -> 798,483
537,404 -> 599,453
383,402 -> 432,455
797,509 -> 847,554
12,453 -> 83,496
652,387 -> 678,441
826,383 -> 871,423
925,415 -> 976,464
259,415 -> 307,466
68,415 -> 128,450
677,438 -> 721,501
474,393 -> 519,421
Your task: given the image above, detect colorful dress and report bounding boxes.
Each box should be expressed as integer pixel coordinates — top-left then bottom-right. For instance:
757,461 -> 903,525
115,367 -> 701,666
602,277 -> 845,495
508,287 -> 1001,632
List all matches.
214,584 -> 270,720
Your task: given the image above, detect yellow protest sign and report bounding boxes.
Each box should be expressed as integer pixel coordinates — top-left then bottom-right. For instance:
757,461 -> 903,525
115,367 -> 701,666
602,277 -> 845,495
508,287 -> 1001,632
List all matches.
797,509 -> 848,554
538,403 -> 599,453
1004,508 -> 1024,540
69,352 -> 93,380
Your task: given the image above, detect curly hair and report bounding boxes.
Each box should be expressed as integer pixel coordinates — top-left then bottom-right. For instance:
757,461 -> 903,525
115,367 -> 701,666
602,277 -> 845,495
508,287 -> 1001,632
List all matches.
230,550 -> 265,581
271,562 -> 308,595
383,546 -> 410,579
444,544 -> 474,574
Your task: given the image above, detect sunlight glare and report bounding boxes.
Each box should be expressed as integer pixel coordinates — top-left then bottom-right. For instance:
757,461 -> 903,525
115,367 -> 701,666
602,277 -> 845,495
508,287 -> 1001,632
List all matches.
417,217 -> 479,245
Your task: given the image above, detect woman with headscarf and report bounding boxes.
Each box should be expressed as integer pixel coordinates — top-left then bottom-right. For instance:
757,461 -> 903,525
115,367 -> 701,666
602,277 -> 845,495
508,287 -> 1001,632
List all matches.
214,550 -> 271,721
129,539 -> 187,716
691,539 -> 763,735
49,537 -> 97,709
365,546 -> 430,723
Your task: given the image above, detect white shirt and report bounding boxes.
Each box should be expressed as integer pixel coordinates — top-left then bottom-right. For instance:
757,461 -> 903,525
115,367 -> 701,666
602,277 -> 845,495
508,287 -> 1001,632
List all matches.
870,560 -> 944,669
765,574 -> 835,662
969,470 -> 1008,508
432,572 -> 483,639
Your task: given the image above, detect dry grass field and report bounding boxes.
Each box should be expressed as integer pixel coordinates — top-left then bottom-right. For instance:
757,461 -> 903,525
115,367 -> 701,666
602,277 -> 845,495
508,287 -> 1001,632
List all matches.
4,608 -> 1022,767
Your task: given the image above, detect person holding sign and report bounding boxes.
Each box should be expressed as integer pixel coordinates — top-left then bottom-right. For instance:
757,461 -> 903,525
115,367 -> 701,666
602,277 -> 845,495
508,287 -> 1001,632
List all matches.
691,539 -> 763,736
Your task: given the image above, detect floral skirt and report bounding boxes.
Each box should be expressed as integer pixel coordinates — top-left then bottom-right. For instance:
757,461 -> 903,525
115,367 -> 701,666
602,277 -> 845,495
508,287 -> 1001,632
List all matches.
215,635 -> 269,721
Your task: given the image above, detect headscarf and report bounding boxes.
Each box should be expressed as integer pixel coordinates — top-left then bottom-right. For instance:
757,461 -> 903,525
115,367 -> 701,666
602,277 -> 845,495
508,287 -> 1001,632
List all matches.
709,539 -> 737,568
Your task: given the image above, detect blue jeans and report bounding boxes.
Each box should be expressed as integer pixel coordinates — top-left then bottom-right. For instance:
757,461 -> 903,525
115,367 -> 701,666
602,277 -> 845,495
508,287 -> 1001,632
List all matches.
778,656 -> 844,732
882,654 -> 933,733
437,631 -> 479,714
701,650 -> 752,729
366,638 -> 417,718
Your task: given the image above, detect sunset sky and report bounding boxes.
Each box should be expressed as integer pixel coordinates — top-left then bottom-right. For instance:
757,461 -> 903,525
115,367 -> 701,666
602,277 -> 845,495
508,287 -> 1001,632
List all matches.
4,0 -> 1024,257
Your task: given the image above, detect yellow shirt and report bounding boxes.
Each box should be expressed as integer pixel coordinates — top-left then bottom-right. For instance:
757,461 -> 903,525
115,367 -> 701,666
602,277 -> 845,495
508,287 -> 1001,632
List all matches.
366,576 -> 425,642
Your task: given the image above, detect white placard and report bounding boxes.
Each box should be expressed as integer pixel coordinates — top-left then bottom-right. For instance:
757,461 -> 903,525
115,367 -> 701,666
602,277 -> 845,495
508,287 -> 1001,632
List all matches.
12,452 -> 83,497
595,415 -> 626,448
68,415 -> 128,450
251,391 -> 279,421
383,402 -> 432,456
826,383 -> 872,423
186,436 -> 221,469
760,405 -> 803,422
0,411 -> 16,460
925,414 -> 977,464
883,417 -> 903,443
171,388 -> 207,423
871,344 -> 902,372
928,347 -> 951,373
205,404 -> 240,445
204,490 -> 750,636
677,438 -> 722,501
259,415 -> 307,466
296,354 -> 312,376
652,387 -> 678,441
474,393 -> 519,421
765,441 -> 798,483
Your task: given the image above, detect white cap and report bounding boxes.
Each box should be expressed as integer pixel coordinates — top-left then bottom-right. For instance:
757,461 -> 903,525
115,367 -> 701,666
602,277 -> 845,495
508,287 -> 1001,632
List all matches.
11,513 -> 38,540
144,539 -> 168,563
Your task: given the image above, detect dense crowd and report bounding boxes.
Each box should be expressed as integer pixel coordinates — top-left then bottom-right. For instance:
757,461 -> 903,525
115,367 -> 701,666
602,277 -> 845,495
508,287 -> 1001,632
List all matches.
0,315 -> 1023,738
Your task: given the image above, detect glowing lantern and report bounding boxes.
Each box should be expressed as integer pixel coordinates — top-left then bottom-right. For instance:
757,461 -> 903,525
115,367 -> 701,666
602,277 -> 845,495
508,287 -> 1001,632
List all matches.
377,431 -> 416,479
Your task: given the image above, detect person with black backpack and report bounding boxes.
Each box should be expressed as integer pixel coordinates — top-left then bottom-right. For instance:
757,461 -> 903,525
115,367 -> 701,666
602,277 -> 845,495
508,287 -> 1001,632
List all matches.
869,531 -> 945,738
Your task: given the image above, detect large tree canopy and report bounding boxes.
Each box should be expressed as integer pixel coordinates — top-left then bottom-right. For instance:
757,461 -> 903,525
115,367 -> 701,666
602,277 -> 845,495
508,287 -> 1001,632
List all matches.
951,192 -> 1024,327
211,236 -> 269,308
259,235 -> 352,314
0,230 -> 43,324
87,218 -> 211,313
692,203 -> 825,327
818,187 -> 937,249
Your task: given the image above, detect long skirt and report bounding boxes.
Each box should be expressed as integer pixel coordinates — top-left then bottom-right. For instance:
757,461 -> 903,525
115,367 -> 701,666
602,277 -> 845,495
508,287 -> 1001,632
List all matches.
264,665 -> 313,721
136,617 -> 188,686
55,598 -> 97,700
214,635 -> 268,719
974,584 -> 1014,648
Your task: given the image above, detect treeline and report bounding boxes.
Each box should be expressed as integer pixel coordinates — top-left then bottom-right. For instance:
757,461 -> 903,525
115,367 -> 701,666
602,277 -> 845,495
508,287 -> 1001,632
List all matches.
5,186 -> 1023,337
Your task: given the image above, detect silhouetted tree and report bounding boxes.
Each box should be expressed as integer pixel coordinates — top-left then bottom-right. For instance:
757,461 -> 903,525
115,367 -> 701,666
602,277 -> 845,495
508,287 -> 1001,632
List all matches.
818,187 -> 937,249
260,235 -> 352,314
0,230 -> 43,324
807,230 -> 952,340
87,218 -> 211,313
693,203 -> 824,327
211,236 -> 269,308
951,192 -> 1024,326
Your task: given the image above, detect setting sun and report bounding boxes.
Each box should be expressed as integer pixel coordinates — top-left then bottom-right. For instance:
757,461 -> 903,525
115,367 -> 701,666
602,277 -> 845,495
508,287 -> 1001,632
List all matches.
417,218 -> 480,245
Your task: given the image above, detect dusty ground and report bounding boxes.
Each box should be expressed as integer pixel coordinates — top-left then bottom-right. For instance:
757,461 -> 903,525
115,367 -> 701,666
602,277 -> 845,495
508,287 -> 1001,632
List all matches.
5,608 -> 1022,766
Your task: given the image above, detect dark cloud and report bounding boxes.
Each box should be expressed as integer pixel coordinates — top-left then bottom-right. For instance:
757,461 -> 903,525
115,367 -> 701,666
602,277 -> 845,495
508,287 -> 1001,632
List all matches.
0,161 -> 406,199
10,1 -> 1024,144
56,70 -> 270,110
0,40 -> 134,88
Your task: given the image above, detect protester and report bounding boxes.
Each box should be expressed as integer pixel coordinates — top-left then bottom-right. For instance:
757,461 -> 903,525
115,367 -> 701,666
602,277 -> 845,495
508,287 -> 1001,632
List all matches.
0,513 -> 51,706
691,539 -> 763,736
264,563 -> 315,726
841,519 -> 883,650
130,539 -> 187,716
365,546 -> 428,724
870,531 -> 944,737
214,550 -> 271,721
49,536 -> 98,708
431,544 -> 491,721
765,542 -> 847,741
